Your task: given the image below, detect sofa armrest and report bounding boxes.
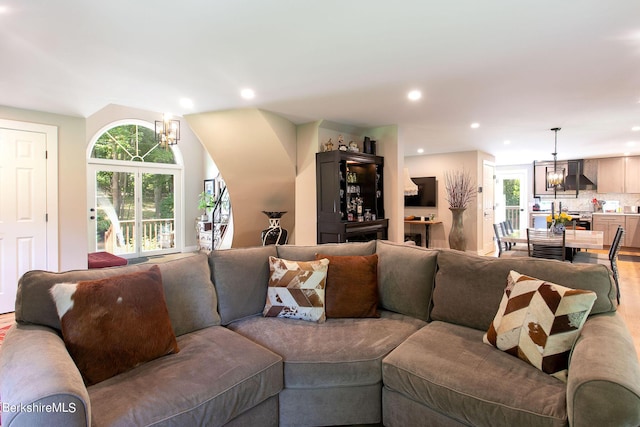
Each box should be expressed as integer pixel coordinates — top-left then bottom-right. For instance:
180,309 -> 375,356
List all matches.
567,313 -> 640,427
0,324 -> 90,427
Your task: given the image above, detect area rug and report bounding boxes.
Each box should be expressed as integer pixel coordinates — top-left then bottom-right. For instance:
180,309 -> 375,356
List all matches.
0,324 -> 12,349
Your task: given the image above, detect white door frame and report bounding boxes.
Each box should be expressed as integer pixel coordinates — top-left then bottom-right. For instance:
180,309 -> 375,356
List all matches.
496,167 -> 529,231
0,119 -> 59,271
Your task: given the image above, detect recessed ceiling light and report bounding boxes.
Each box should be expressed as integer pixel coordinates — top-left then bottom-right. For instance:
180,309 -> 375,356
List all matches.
417,148 -> 424,154
470,122 -> 480,129
407,90 -> 422,101
627,141 -> 637,147
504,140 -> 511,145
632,126 -> 640,131
179,98 -> 194,109
0,6 -> 9,14
240,88 -> 255,99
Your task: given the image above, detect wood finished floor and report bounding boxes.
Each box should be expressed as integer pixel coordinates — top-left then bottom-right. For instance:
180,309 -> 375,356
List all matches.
1,249 -> 638,358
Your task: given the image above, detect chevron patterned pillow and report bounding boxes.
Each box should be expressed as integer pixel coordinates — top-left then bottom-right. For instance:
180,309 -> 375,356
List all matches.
263,256 -> 329,323
483,270 -> 597,382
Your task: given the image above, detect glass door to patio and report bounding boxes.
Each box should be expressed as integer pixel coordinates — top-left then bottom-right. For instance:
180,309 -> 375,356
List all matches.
89,165 -> 179,258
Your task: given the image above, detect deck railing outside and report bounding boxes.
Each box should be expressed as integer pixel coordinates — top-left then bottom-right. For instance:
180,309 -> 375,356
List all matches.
505,205 -> 521,228
105,218 -> 174,253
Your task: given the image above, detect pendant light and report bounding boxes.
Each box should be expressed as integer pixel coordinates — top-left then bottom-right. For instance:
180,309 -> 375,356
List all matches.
546,127 -> 564,188
403,168 -> 419,196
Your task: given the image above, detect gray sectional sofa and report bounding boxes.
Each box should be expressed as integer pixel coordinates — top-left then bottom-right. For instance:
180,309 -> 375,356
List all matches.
1,240 -> 639,426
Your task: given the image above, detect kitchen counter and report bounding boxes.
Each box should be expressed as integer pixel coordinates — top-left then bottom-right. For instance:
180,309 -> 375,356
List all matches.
593,212 -> 640,216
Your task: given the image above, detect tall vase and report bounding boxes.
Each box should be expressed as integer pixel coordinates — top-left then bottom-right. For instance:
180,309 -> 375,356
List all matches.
448,207 -> 467,251
261,211 -> 288,245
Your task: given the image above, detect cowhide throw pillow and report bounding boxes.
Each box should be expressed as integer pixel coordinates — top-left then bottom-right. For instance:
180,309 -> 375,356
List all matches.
50,265 -> 179,386
316,253 -> 379,318
483,270 -> 596,382
263,256 -> 329,323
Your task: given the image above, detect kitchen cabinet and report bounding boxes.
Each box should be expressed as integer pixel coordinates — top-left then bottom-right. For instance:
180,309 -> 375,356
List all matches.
624,157 -> 640,193
592,214 -> 626,246
597,158 -> 625,193
597,156 -> 640,194
625,215 -> 640,248
316,150 -> 387,243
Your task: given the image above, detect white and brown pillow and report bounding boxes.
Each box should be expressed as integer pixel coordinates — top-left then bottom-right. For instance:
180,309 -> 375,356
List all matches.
50,266 -> 179,386
263,256 -> 329,323
483,270 -> 596,382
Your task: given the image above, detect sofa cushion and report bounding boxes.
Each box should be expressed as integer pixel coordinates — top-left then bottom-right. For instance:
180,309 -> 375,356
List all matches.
209,245 -> 277,325
16,253 -> 220,336
383,321 -> 568,427
276,240 -> 376,261
316,253 -> 379,318
432,250 -> 616,331
263,257 -> 329,323
375,240 -> 437,321
228,310 -> 426,389
49,266 -> 179,386
483,270 -> 596,382
87,326 -> 283,426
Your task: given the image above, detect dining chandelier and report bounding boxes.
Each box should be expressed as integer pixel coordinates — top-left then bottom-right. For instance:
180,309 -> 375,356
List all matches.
547,127 -> 564,188
155,114 -> 180,149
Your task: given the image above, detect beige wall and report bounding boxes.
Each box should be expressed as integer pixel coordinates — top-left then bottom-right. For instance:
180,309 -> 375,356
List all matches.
0,105 -> 86,271
186,108 -> 297,247
405,151 -> 489,252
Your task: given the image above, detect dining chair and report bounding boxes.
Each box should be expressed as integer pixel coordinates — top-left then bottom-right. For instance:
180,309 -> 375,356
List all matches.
494,223 -> 527,258
501,221 -> 512,250
526,228 -> 566,261
572,226 -> 624,303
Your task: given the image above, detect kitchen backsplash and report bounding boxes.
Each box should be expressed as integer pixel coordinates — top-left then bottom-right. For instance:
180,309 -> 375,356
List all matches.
533,190 -> 640,212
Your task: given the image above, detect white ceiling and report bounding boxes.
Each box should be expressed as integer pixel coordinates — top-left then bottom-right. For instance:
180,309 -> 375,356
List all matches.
1,1 -> 639,165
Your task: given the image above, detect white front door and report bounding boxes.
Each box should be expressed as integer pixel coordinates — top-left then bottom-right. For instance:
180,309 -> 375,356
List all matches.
0,127 -> 49,313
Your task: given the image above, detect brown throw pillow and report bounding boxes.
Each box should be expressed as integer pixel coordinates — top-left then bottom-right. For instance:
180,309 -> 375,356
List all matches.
49,265 -> 179,386
316,253 -> 379,318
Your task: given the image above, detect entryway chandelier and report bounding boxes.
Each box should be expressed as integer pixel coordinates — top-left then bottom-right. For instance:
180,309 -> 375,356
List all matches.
547,127 -> 564,188
155,114 -> 180,149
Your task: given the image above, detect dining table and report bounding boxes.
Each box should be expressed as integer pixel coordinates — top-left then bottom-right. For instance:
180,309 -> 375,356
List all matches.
502,228 -> 604,250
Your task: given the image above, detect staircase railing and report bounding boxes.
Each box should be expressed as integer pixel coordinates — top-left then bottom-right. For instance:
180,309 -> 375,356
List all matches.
210,184 -> 230,250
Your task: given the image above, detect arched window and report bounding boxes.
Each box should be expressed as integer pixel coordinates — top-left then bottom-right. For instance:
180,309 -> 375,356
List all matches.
87,121 -> 183,258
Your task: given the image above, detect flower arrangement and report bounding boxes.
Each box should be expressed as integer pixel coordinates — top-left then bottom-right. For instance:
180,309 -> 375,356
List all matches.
546,212 -> 573,226
444,169 -> 477,209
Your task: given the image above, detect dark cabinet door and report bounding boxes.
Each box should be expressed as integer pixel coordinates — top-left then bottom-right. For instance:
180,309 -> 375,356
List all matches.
316,151 -> 386,243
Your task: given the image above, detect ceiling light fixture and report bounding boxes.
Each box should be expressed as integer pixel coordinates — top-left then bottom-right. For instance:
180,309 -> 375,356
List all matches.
155,113 -> 180,150
504,140 -> 511,145
470,122 -> 480,129
632,126 -> 640,131
546,127 -> 564,190
417,148 -> 424,154
407,90 -> 422,101
241,88 -> 255,99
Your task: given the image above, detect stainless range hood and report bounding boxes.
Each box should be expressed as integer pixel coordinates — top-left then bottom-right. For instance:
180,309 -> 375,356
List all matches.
564,160 -> 595,190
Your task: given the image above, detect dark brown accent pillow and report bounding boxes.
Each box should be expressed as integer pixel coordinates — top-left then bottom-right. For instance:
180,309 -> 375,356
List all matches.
315,253 -> 379,318
49,265 -> 179,386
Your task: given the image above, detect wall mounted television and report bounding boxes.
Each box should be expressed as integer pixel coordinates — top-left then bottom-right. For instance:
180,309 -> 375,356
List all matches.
404,176 -> 437,207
